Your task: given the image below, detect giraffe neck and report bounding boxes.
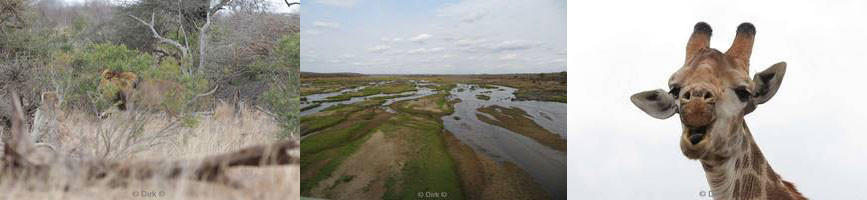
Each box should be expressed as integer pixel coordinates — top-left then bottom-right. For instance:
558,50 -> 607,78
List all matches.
700,122 -> 805,200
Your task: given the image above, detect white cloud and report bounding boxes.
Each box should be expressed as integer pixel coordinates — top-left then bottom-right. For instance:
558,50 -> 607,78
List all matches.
409,34 -> 433,43
488,40 -> 538,51
498,53 -> 517,60
303,29 -> 323,36
455,38 -> 487,47
313,21 -> 341,29
407,47 -> 445,54
453,39 -> 538,53
380,37 -> 403,42
538,58 -> 565,65
367,45 -> 391,53
462,11 -> 486,23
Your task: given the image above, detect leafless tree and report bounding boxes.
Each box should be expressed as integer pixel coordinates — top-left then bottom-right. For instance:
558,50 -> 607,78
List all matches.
129,13 -> 191,66
128,0 -> 233,75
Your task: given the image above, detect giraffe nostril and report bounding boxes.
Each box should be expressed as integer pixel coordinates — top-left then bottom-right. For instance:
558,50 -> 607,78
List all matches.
684,91 -> 691,100
704,92 -> 713,99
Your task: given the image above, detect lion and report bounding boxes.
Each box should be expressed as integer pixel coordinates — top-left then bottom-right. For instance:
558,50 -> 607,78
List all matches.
99,69 -> 139,111
98,69 -> 185,118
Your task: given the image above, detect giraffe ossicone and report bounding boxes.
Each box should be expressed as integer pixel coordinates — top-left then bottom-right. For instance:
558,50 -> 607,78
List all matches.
630,22 -> 806,200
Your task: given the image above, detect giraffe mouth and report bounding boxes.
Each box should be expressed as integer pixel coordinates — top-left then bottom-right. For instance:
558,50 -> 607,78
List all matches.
687,125 -> 710,145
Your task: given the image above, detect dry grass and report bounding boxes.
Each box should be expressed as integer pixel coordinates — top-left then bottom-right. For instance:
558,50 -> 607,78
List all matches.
0,102 -> 299,200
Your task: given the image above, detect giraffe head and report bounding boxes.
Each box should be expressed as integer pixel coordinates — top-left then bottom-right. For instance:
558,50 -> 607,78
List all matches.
631,22 -> 787,160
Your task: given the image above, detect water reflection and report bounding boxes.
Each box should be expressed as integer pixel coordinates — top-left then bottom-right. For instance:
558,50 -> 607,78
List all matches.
442,83 -> 567,199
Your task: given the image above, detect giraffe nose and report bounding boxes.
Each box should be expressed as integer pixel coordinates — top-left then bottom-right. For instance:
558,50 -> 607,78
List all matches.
682,88 -> 714,103
681,87 -> 716,127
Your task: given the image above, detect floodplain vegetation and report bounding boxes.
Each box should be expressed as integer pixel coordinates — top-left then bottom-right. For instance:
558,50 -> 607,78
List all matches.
300,73 -> 565,199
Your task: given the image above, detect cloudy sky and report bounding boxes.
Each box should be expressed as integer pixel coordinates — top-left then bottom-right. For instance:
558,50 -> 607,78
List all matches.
569,0 -> 867,199
300,0 -> 566,74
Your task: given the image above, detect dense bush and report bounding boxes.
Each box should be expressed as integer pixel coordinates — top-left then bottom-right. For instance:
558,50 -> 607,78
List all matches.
2,0 -> 298,137
50,43 -> 207,115
262,34 -> 300,138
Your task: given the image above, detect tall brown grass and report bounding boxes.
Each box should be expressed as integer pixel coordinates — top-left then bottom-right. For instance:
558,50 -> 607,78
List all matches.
0,102 -> 299,200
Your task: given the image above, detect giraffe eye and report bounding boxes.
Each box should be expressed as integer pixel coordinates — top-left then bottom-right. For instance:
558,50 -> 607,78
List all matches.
734,87 -> 751,102
669,86 -> 681,98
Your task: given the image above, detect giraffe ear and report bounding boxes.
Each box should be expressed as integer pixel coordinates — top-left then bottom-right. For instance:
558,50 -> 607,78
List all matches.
631,89 -> 677,119
752,62 -> 787,105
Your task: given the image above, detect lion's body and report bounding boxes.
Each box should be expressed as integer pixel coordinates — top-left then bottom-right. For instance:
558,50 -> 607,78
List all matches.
132,79 -> 185,117
98,70 -> 185,118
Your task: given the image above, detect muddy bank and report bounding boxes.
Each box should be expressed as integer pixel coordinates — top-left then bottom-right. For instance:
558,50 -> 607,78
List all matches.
477,105 -> 567,152
443,130 -> 549,200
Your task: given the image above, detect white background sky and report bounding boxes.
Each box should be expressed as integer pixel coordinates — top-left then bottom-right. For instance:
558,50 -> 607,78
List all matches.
568,0 -> 867,199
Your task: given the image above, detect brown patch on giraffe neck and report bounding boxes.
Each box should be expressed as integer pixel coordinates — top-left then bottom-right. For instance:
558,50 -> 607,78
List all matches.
733,173 -> 762,199
708,127 -> 808,200
750,142 -> 767,173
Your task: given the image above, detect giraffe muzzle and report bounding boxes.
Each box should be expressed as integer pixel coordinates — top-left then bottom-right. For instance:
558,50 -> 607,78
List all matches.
681,99 -> 715,145
681,99 -> 715,127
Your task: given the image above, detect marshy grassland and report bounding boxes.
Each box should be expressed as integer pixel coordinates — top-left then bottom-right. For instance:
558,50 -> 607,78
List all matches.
321,81 -> 417,102
300,73 -> 565,199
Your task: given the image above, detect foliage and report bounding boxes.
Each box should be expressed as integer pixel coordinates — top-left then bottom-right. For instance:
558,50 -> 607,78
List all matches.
261,34 -> 300,138
2,0 -> 298,141
54,43 -> 206,114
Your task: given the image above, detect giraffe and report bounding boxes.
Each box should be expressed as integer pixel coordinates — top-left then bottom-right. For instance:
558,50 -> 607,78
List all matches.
630,22 -> 807,200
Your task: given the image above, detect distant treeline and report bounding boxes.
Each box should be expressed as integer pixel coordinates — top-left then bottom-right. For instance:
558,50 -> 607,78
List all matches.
301,72 -> 366,78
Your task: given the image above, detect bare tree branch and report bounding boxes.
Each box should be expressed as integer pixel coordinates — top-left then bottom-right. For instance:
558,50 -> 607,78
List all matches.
129,13 -> 190,62
197,11 -> 212,73
209,0 -> 234,16
179,0 -> 191,74
285,0 -> 299,8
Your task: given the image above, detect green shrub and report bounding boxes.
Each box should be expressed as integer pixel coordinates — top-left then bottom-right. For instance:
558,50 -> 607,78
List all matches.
54,43 -> 207,114
263,34 -> 300,138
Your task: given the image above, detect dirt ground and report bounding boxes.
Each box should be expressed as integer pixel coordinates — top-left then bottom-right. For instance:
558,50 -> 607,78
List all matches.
309,130 -> 407,199
443,130 -> 549,200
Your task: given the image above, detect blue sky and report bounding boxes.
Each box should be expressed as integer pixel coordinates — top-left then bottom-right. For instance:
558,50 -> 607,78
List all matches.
301,0 -> 567,74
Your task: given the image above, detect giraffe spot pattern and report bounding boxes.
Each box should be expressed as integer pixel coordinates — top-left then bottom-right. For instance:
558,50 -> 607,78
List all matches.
751,143 -> 765,173
766,180 -> 794,200
735,174 -> 762,199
